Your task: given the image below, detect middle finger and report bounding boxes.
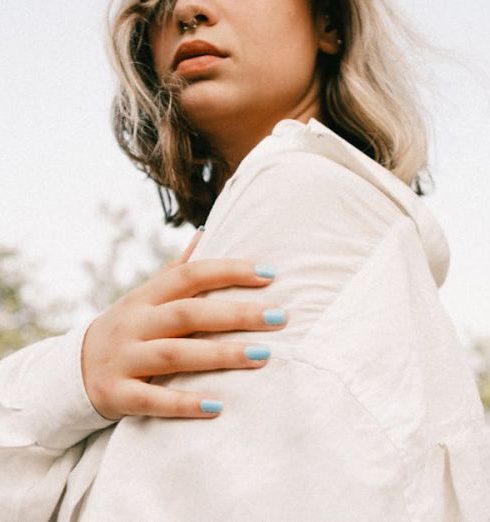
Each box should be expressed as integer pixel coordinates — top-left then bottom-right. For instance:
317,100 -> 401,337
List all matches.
140,298 -> 288,340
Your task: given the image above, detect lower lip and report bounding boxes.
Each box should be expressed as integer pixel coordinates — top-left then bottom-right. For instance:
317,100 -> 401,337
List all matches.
176,55 -> 226,76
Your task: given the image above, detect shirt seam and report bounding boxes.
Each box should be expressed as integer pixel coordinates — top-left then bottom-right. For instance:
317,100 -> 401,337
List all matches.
296,215 -> 409,347
272,354 -> 413,519
284,216 -> 416,519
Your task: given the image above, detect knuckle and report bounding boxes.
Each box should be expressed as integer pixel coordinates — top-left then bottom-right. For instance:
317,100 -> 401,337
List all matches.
115,289 -> 137,308
177,262 -> 196,287
230,302 -> 247,324
99,307 -> 136,342
214,342 -> 229,364
245,302 -> 260,326
156,345 -> 178,370
228,342 -> 247,366
169,394 -> 187,417
108,316 -> 137,343
91,379 -> 121,418
221,257 -> 240,272
171,300 -> 192,325
90,379 -> 110,408
222,258 -> 250,279
225,259 -> 245,281
128,388 -> 153,415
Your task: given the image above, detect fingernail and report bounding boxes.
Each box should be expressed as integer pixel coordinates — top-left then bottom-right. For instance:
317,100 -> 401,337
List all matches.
200,400 -> 223,413
198,225 -> 206,232
244,345 -> 271,360
254,264 -> 276,279
263,308 -> 286,325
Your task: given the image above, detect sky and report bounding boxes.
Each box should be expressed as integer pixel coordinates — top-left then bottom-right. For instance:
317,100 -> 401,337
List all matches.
1,1 -> 489,343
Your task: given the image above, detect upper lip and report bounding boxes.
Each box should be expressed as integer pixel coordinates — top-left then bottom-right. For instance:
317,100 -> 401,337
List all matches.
172,40 -> 228,70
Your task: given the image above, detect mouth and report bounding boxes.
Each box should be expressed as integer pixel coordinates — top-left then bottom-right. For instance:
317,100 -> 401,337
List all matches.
171,39 -> 228,71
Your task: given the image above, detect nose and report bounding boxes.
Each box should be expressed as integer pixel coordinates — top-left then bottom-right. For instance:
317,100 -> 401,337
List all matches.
172,1 -> 219,32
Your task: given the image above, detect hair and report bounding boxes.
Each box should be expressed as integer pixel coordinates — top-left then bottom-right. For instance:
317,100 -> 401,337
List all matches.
107,0 -> 435,228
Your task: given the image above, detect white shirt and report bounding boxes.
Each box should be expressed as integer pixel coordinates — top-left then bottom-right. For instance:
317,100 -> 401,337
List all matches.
1,117 -> 489,521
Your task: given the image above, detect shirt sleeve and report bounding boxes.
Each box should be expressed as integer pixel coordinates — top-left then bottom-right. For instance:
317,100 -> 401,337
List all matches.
74,152 -> 417,520
295,215 -> 490,520
182,151 -> 490,519
0,319 -> 117,521
188,149 -> 406,346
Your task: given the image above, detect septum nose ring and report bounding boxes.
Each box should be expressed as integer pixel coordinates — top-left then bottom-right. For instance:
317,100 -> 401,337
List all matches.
179,16 -> 199,33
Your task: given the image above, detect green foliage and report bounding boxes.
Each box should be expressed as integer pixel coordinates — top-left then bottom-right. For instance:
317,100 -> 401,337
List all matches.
0,247 -> 61,359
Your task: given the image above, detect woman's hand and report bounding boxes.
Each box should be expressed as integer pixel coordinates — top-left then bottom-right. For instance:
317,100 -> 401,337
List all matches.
81,227 -> 287,421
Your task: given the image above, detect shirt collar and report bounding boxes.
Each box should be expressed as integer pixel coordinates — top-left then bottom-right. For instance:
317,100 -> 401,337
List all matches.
225,117 -> 450,288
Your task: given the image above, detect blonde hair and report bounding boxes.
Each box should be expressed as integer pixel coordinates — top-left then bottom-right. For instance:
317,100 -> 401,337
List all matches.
107,0 -> 434,228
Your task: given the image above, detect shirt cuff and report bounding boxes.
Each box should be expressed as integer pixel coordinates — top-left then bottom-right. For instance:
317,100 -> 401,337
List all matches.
21,317 -> 117,450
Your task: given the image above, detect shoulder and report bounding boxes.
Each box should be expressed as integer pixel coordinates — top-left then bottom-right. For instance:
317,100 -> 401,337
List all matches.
224,149 -> 404,238
261,149 -> 399,206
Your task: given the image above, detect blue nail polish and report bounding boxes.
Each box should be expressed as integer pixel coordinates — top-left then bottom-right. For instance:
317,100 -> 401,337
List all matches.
263,308 -> 286,325
244,345 -> 271,360
254,264 -> 276,279
200,400 -> 223,413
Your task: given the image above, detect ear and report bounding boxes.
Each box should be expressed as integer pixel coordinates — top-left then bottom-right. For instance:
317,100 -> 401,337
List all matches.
315,14 -> 342,56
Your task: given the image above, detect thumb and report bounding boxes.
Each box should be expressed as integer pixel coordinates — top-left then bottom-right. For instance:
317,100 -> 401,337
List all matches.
178,225 -> 205,263
157,226 -> 206,275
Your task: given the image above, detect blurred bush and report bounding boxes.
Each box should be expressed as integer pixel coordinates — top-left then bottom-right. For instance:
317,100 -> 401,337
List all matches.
0,246 -> 62,358
0,203 -> 180,359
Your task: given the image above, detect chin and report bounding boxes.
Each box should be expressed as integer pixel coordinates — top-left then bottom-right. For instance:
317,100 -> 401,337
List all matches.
181,84 -> 239,132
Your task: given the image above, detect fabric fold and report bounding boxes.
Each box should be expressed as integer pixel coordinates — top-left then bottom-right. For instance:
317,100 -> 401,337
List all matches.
0,317 -> 116,450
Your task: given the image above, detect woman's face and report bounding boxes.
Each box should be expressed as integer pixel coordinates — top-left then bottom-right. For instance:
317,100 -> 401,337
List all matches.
150,0 -> 339,163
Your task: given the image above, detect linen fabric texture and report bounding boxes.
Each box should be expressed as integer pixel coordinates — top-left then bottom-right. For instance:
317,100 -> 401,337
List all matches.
1,118 -> 489,521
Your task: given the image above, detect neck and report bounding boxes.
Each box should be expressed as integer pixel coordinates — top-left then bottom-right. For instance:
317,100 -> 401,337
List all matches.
200,83 -> 322,175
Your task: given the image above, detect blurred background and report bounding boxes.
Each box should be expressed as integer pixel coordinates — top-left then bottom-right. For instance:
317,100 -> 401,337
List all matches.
1,1 -> 489,412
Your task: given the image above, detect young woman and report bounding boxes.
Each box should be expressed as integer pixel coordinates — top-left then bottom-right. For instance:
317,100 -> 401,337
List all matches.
1,0 -> 489,520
